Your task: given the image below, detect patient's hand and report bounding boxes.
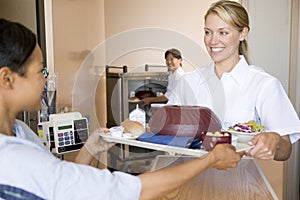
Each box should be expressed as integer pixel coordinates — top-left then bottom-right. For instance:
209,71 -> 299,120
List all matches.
209,144 -> 244,170
84,128 -> 116,157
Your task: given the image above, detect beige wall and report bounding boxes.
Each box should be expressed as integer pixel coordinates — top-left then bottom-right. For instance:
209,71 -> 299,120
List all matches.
52,0 -> 105,107
0,0 -> 36,33
52,0 -> 107,166
104,0 -> 216,72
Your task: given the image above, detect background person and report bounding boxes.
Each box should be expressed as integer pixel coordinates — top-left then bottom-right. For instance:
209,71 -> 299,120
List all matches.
0,18 -> 243,200
169,0 -> 300,161
141,48 -> 185,105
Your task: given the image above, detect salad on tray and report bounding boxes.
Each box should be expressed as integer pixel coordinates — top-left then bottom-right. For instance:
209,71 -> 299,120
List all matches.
229,120 -> 266,133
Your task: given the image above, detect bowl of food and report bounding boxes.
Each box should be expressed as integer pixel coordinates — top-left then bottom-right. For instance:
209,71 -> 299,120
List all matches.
228,120 -> 266,143
202,131 -> 232,151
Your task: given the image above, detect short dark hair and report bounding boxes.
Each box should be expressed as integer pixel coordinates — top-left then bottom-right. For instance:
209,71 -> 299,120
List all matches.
0,18 -> 37,76
164,48 -> 182,60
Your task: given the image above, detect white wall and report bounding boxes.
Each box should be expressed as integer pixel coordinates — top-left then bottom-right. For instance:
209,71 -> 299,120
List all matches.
247,0 -> 291,91
245,0 -> 300,199
297,0 -> 300,114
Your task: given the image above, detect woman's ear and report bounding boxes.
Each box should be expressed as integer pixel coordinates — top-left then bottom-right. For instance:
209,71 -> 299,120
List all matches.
0,67 -> 14,89
239,27 -> 249,41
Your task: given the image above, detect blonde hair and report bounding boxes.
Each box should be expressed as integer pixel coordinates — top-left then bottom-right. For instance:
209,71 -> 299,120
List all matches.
205,0 -> 250,63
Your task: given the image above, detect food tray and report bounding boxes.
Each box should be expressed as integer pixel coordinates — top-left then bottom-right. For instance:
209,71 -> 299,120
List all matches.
100,134 -> 253,157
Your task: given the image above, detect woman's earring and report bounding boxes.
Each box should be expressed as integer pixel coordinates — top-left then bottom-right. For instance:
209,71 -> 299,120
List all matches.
42,68 -> 49,78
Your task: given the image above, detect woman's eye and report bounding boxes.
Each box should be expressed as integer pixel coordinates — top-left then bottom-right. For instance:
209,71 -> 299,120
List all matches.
204,31 -> 211,35
220,31 -> 228,36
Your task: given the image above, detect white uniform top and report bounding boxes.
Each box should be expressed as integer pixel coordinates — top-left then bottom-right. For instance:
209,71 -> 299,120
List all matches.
165,67 -> 185,101
290,132 -> 300,143
0,120 -> 142,200
169,56 -> 300,143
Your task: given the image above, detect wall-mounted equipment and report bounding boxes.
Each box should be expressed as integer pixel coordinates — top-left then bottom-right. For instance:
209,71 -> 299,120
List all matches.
38,112 -> 89,154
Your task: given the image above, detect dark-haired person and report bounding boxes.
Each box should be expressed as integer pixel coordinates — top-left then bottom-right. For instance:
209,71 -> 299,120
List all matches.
0,18 -> 114,166
170,0 -> 300,161
0,18 -> 243,200
141,48 -> 185,105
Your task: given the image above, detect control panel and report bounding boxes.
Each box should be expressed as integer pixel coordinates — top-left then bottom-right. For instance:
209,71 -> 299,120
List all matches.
39,112 -> 89,154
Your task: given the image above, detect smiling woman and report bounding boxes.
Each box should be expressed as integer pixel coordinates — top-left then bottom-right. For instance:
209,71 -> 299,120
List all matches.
141,48 -> 185,106
170,0 -> 299,162
203,0 -> 249,77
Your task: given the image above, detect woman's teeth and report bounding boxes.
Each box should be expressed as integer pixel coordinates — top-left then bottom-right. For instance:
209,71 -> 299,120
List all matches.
211,47 -> 224,52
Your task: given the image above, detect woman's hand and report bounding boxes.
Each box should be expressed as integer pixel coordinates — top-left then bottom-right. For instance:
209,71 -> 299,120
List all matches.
84,128 -> 116,157
75,127 -> 116,165
245,132 -> 291,160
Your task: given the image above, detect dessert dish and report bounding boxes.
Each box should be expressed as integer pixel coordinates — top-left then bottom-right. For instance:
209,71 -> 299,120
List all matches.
202,131 -> 232,151
109,126 -> 124,137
